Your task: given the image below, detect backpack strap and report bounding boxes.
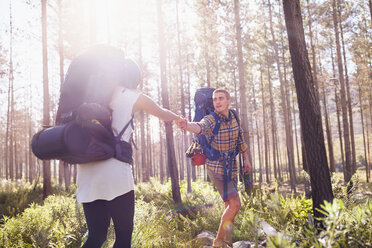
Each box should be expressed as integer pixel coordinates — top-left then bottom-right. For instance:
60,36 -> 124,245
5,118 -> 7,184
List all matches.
115,115 -> 134,141
208,112 -> 221,145
230,109 -> 243,149
230,109 -> 240,127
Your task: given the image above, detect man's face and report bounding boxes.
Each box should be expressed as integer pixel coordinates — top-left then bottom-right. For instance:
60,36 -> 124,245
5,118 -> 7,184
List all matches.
213,92 -> 231,114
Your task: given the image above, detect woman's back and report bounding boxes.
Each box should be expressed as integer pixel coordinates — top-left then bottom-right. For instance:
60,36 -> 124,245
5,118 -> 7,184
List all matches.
76,87 -> 140,203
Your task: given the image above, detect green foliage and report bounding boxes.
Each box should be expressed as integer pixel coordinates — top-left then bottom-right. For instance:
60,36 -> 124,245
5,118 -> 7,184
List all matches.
315,199 -> 372,248
0,181 -> 42,219
0,180 -> 74,219
131,179 -> 224,247
0,195 -> 86,248
0,177 -> 371,247
235,182 -> 312,245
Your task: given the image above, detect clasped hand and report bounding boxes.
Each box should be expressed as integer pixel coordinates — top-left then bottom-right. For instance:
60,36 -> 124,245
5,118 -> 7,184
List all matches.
174,115 -> 188,130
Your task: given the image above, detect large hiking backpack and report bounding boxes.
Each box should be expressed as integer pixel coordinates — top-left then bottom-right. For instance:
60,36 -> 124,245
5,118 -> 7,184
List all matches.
187,87 -> 215,165
31,45 -> 140,164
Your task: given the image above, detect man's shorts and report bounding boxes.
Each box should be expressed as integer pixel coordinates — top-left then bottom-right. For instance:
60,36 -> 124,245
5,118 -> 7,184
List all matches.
207,169 -> 239,201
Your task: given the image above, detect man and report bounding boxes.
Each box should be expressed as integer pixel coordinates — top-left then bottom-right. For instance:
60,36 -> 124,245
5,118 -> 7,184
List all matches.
178,88 -> 251,247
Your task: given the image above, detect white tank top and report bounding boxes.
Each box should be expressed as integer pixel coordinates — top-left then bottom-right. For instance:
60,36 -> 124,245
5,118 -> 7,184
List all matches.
76,87 -> 140,203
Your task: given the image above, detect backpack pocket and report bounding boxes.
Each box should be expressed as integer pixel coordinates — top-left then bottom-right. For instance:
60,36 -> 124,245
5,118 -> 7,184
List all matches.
114,140 -> 133,164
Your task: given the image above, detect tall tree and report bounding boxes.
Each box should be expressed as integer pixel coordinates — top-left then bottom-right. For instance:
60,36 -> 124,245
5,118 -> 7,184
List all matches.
259,61 -> 269,184
358,80 -> 369,182
306,0 -> 320,101
175,0 -> 192,193
321,79 -> 336,173
156,0 -> 181,204
6,0 -> 15,181
233,0 -> 253,191
137,1 -> 149,183
57,0 -> 66,187
337,0 -> 357,174
332,0 -> 352,186
41,0 -> 51,199
282,0 -> 334,217
268,0 -> 296,191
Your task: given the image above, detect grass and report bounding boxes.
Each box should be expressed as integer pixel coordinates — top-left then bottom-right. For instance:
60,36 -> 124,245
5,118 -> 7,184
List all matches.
0,173 -> 371,247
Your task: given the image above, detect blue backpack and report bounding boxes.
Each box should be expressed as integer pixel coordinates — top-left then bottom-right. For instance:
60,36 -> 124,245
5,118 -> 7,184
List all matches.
187,88 -> 240,163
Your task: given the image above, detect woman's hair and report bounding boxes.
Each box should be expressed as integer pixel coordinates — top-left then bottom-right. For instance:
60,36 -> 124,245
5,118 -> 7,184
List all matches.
56,45 -> 141,124
122,58 -> 141,89
80,45 -> 141,89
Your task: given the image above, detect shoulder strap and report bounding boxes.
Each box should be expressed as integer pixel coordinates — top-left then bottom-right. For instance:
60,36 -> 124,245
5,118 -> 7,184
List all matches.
208,112 -> 221,145
210,112 -> 221,135
230,109 -> 243,155
116,115 -> 134,141
230,109 -> 240,127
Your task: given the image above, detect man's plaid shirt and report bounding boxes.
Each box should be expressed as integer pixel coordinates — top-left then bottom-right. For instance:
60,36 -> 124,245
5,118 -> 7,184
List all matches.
197,109 -> 248,176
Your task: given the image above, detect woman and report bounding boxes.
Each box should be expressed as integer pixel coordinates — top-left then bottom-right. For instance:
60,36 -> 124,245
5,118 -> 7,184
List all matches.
70,46 -> 182,247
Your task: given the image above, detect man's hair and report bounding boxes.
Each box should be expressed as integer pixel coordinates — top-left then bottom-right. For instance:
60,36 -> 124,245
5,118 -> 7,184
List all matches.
213,88 -> 231,99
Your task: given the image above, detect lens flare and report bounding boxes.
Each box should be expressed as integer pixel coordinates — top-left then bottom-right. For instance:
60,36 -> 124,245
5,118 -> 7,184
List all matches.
223,221 -> 233,231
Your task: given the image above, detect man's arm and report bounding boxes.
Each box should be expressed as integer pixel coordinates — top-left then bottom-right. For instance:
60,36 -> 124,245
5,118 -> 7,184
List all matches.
183,121 -> 202,134
178,116 -> 214,135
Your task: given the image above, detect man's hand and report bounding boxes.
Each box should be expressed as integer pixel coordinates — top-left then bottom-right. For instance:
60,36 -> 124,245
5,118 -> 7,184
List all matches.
175,115 -> 188,130
243,152 -> 251,174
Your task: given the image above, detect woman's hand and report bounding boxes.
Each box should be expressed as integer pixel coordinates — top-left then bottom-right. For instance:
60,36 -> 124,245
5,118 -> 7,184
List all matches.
175,115 -> 188,130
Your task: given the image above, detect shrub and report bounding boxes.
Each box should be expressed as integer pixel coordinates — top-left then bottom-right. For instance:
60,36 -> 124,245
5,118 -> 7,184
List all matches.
0,179 -> 74,219
0,195 -> 86,248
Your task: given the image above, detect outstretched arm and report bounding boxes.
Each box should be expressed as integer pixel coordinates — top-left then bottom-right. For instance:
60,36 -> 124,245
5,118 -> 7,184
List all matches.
133,93 -> 181,122
178,115 -> 215,134
182,121 -> 202,134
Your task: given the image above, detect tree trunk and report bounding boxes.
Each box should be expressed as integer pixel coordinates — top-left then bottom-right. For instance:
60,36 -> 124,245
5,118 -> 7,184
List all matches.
233,0 -> 253,189
322,80 -> 336,173
146,116 -> 153,178
28,94 -> 34,183
156,0 -> 181,204
330,44 -> 345,176
260,63 -> 269,184
366,113 -> 371,182
301,132 -> 311,197
159,119 -> 164,183
337,0 -> 356,174
306,0 -> 320,101
358,81 -> 369,182
291,90 -> 301,170
265,33 -> 277,180
6,1 -> 15,181
332,0 -> 352,186
269,0 -> 296,191
282,0 -> 334,217
176,0 -> 186,184
252,83 -> 261,183
369,0 -> 372,27
58,0 -> 64,187
42,0 -> 51,199
137,12 -> 148,183
268,76 -> 278,181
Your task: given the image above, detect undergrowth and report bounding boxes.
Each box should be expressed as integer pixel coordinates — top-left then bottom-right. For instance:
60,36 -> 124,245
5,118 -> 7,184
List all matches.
0,172 -> 371,247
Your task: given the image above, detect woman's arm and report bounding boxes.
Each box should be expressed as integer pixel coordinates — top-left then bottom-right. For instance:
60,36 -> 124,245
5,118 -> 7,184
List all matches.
133,93 -> 180,122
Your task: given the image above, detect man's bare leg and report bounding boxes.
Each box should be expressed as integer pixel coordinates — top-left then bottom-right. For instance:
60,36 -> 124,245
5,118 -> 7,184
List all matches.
213,195 -> 241,247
